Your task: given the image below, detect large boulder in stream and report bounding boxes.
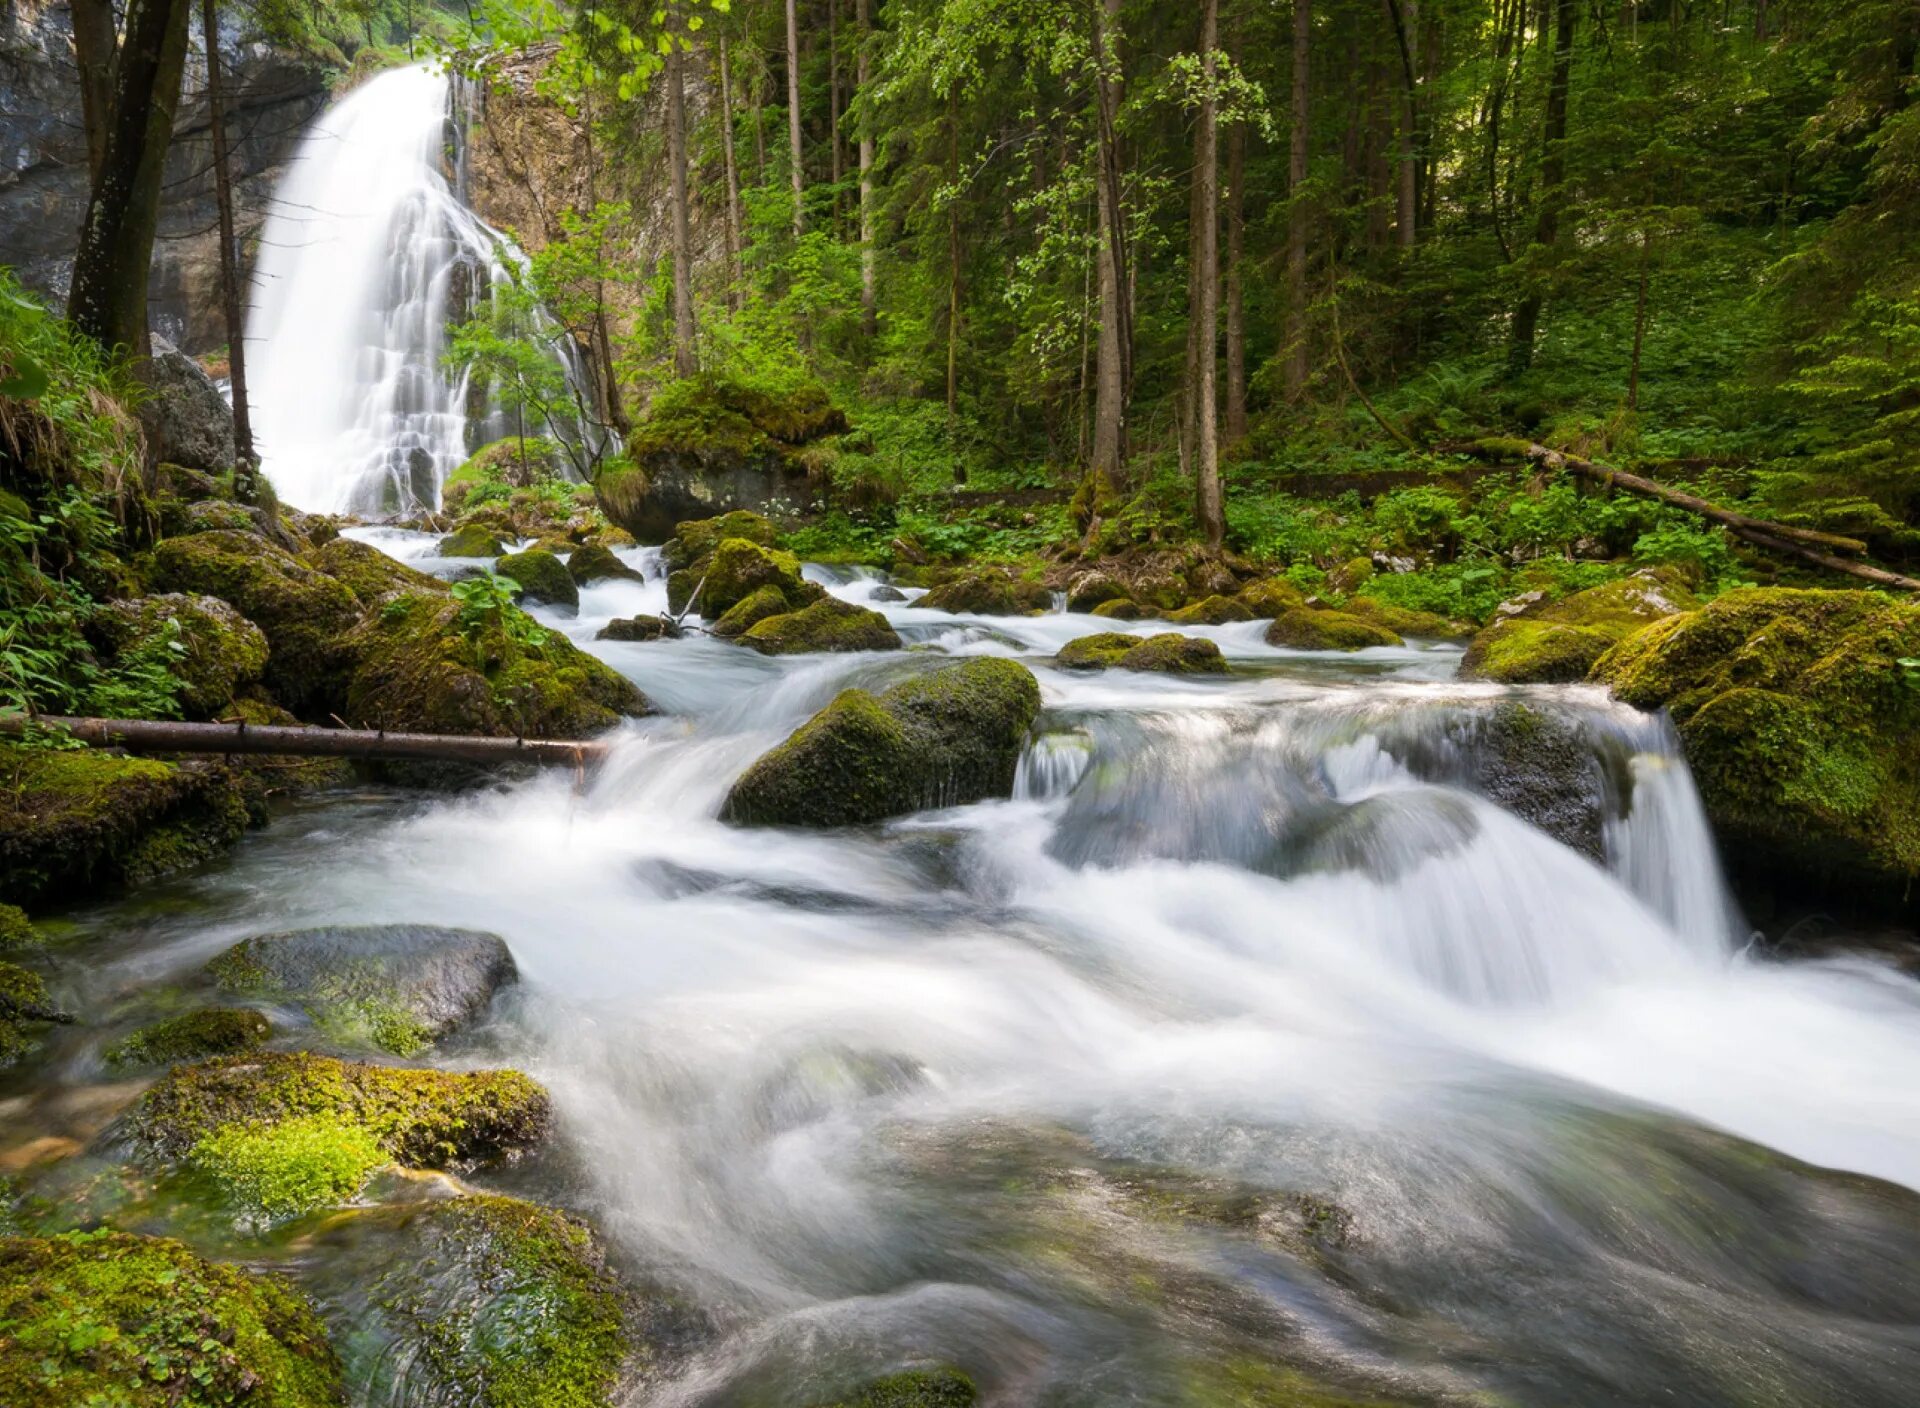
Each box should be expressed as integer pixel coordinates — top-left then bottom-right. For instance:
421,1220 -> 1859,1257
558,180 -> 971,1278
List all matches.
670,536 -> 819,618
919,571 -> 1052,616
1462,568 -> 1697,683
0,1230 -> 343,1407
1593,587 -> 1920,906
1057,632 -> 1226,674
209,924 -> 517,1055
1265,607 -> 1401,651
723,659 -> 1042,827
497,546 -> 580,610
738,596 -> 903,655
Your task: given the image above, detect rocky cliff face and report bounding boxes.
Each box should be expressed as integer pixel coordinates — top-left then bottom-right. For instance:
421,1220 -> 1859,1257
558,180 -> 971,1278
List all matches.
0,2 -> 328,353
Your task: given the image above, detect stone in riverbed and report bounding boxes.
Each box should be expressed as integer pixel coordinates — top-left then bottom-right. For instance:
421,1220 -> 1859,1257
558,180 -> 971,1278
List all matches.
919,571 -> 1051,616
566,540 -> 644,585
1265,607 -> 1402,651
497,547 -> 579,610
810,1370 -> 978,1407
597,613 -> 680,642
439,522 -> 506,557
104,1007 -> 271,1068
1056,632 -> 1226,674
209,924 -> 517,1055
1461,567 -> 1697,683
739,596 -> 903,655
1164,594 -> 1253,626
723,658 -> 1041,828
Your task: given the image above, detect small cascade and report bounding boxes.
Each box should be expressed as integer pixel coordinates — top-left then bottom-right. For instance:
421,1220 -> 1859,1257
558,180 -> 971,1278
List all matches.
245,64 -> 588,516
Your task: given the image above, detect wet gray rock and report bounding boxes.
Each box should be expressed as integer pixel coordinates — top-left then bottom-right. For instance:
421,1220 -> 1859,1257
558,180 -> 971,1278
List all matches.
136,336 -> 235,472
597,614 -> 679,642
869,583 -> 909,603
208,924 -> 517,1055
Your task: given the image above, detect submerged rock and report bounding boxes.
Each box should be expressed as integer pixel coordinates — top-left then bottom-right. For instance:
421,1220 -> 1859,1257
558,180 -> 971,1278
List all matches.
94,591 -> 269,718
105,1007 -> 271,1068
209,924 -> 517,1055
1265,608 -> 1402,651
0,1230 -> 342,1406
1593,587 -> 1920,905
497,546 -> 579,610
1056,632 -> 1227,674
0,958 -> 70,1066
723,658 -> 1042,827
1462,568 -> 1697,683
740,597 -> 903,655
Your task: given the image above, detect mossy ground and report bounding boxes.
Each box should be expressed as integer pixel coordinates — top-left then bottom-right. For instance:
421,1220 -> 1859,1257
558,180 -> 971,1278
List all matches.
0,1229 -> 343,1407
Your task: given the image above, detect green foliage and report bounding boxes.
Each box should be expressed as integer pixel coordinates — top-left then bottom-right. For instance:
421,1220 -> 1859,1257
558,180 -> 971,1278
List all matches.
189,1115 -> 387,1218
450,574 -> 550,649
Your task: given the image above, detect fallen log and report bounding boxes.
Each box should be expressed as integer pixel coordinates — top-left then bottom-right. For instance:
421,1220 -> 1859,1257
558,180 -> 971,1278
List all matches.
0,715 -> 612,767
1475,438 -> 1920,591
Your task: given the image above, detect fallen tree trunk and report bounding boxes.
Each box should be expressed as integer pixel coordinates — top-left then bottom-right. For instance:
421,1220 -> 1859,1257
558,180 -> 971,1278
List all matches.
0,716 -> 612,767
1476,438 -> 1920,591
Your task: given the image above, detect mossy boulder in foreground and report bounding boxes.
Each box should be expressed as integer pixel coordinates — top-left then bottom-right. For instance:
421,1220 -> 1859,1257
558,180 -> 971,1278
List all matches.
723,658 -> 1041,827
1057,632 -> 1227,674
740,596 -> 903,655
306,1194 -> 637,1408
0,1230 -> 343,1407
1461,568 -> 1697,683
1265,608 -> 1402,651
95,591 -> 269,717
1593,587 -> 1920,904
209,924 -> 517,1056
309,535 -> 446,604
105,1007 -> 271,1067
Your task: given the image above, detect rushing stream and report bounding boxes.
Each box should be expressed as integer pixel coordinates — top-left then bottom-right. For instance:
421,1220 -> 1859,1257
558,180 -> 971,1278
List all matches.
11,533 -> 1920,1406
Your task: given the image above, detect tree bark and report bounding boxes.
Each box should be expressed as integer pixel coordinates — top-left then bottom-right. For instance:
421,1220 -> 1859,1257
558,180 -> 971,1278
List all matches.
665,24 -> 698,376
1508,0 -> 1576,373
718,35 -> 745,312
2,716 -> 614,766
857,0 -> 876,332
829,0 -> 843,223
1285,0 -> 1311,401
786,0 -> 806,237
1627,226 -> 1650,410
71,0 -> 117,180
1192,0 -> 1224,550
1088,0 -> 1131,491
946,83 -> 960,424
1224,117 -> 1248,442
67,0 -> 192,353
1385,0 -> 1418,247
199,0 -> 254,471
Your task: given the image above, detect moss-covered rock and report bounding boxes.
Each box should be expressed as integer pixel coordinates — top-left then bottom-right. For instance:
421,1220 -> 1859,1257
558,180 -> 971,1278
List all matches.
309,536 -> 446,603
1461,568 -> 1698,683
442,437 -> 558,514
0,1230 -> 343,1407
343,591 -> 648,740
1593,588 -> 1920,902
439,523 -> 507,558
1235,578 -> 1308,617
565,541 -> 643,585
0,744 -> 251,905
209,924 -> 516,1056
596,615 -> 678,643
1091,598 -> 1157,621
1165,595 -> 1254,626
919,572 -> 1051,616
662,509 -> 781,571
1265,609 -> 1403,651
94,592 -> 269,718
0,904 -> 39,954
811,1369 -> 978,1407
146,530 -> 362,711
1344,595 -> 1472,640
307,1195 -> 636,1408
740,597 -> 903,655
1328,556 -> 1375,594
496,547 -> 579,610
1066,570 -> 1131,613
1057,632 -> 1227,674
711,583 -> 793,639
0,959 -> 68,1067
689,537 -> 814,618
105,1008 -> 271,1068
723,659 -> 1041,827
132,1051 -> 551,1169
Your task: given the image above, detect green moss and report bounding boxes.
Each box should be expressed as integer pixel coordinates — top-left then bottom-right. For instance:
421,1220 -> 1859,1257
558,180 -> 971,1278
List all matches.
1055,631 -> 1137,669
1265,609 -> 1402,651
188,1115 -> 385,1218
440,523 -> 507,557
1065,571 -> 1130,612
695,537 -> 814,617
443,438 -> 559,513
210,938 -> 435,1056
495,548 -> 578,610
1236,577 -> 1308,617
1057,632 -> 1226,674
629,375 -> 845,458
711,583 -> 792,638
105,1008 -> 271,1067
145,530 -> 362,711
343,591 -> 649,740
1174,1355 -> 1415,1407
1165,595 -> 1254,626
0,1230 -> 343,1407
0,905 -> 38,954
1343,594 -> 1470,640
723,659 -> 1041,827
0,962 -> 57,1023
920,572 -> 1051,615
663,509 -> 780,570
96,592 -> 270,718
564,542 -> 641,585
132,1051 -> 552,1169
1461,568 -> 1698,683
812,1369 -> 978,1407
0,744 -> 251,904
309,536 -> 446,603
740,597 -> 903,655
1091,598 -> 1156,620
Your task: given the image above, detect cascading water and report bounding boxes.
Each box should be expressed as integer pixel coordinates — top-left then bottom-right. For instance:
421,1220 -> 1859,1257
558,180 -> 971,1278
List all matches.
246,64 -> 585,516
21,547 -> 1920,1406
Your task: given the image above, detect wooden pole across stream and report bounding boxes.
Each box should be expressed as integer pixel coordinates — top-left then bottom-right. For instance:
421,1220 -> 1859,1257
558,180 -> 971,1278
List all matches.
0,715 -> 612,768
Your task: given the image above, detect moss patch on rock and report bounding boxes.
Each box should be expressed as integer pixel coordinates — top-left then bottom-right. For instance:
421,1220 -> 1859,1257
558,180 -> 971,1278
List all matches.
1165,595 -> 1253,626
1057,632 -> 1227,674
811,1369 -> 978,1407
132,1051 -> 551,1169
95,592 -> 269,717
1593,587 -> 1920,900
496,548 -> 579,610
0,1230 -> 343,1407
711,583 -> 792,638
684,538 -> 815,618
1235,578 -> 1308,617
439,523 -> 506,558
723,658 -> 1041,827
596,615 -> 678,642
740,597 -> 903,655
105,1008 -> 271,1068
662,510 -> 780,571
1265,609 -> 1402,651
1344,595 -> 1471,640
565,542 -> 642,585
310,536 -> 446,603
919,572 -> 1051,616
1461,568 -> 1698,683
189,1114 -> 387,1218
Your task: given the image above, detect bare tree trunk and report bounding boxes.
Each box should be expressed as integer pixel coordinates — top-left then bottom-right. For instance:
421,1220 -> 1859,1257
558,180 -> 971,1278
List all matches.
786,0 -> 806,238
749,44 -> 768,184
199,0 -> 253,471
829,0 -> 842,225
946,83 -> 960,424
1193,0 -> 1224,550
1508,0 -> 1576,373
1088,0 -> 1131,489
718,34 -> 745,312
71,0 -> 117,179
1285,0 -> 1311,401
666,21 -> 698,376
857,0 -> 876,332
1628,226 -> 1650,410
1386,0 -> 1418,246
1224,118 -> 1248,442
67,0 -> 191,353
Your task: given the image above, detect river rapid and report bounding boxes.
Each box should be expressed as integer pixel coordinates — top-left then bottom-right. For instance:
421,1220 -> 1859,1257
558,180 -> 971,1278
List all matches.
12,534 -> 1920,1407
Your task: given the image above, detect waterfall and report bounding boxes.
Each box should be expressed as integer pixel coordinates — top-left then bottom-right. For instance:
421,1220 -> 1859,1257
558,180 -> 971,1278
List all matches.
245,64 -> 568,517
